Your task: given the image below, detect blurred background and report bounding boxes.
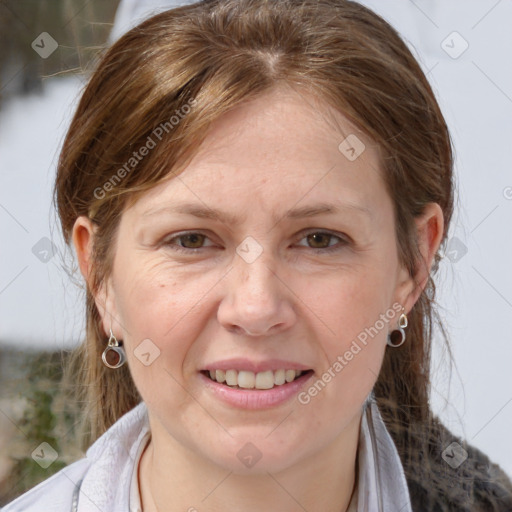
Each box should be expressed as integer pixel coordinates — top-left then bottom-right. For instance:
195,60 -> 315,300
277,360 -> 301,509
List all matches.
1,0 -> 511,505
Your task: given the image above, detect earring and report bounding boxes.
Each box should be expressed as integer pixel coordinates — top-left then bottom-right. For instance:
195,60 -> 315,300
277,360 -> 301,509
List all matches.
101,328 -> 126,369
387,310 -> 408,348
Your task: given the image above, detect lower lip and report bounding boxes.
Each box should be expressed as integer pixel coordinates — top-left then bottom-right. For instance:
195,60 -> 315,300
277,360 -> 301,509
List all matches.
199,371 -> 314,410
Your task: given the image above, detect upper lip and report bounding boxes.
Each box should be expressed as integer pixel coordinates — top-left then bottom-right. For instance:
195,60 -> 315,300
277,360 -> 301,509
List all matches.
202,358 -> 312,373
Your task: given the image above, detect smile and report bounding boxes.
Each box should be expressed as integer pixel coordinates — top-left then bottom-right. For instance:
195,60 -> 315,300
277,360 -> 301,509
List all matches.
203,369 -> 310,389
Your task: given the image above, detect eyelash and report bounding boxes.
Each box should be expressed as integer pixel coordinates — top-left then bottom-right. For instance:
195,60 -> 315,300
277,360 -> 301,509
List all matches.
161,229 -> 350,254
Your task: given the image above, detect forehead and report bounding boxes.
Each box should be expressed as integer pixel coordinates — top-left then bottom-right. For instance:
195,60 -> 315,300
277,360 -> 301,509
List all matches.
129,86 -> 386,219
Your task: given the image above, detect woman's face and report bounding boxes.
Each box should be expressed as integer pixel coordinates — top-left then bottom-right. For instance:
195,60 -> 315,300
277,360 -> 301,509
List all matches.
93,86 -> 418,473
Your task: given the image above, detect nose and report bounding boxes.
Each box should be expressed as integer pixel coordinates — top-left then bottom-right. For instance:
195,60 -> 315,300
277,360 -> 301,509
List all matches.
217,253 -> 297,337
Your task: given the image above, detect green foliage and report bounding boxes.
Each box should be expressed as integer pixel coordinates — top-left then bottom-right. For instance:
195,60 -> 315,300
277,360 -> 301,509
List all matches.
1,351 -> 80,505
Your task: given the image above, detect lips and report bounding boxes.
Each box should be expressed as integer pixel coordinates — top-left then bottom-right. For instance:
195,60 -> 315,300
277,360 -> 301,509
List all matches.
199,368 -> 315,409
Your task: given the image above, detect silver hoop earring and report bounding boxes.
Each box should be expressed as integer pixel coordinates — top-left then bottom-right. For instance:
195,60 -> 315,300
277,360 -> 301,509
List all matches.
101,328 -> 126,369
387,311 -> 408,348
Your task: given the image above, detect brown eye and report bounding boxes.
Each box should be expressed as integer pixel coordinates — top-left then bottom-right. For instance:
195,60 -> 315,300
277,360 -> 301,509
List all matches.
306,232 -> 333,249
177,233 -> 206,248
296,230 -> 349,253
162,231 -> 214,253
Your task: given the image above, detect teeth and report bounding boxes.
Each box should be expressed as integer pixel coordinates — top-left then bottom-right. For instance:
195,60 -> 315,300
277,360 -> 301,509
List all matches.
285,369 -> 296,383
206,368 -> 306,389
274,369 -> 285,385
238,370 -> 255,389
226,369 -> 237,386
255,370 -> 274,389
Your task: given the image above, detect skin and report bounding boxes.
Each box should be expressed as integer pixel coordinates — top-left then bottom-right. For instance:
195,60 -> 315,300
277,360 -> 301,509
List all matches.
73,85 -> 443,512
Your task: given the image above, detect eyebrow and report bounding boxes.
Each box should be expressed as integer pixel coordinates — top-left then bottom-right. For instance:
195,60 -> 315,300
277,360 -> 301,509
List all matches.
142,201 -> 372,225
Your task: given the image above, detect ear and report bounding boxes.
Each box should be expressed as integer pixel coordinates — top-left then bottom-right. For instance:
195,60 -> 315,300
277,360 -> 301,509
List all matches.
72,216 -> 95,283
396,203 -> 444,313
72,216 -> 117,338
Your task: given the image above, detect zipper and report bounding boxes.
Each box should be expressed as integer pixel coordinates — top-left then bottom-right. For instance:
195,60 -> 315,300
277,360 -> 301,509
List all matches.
71,478 -> 83,512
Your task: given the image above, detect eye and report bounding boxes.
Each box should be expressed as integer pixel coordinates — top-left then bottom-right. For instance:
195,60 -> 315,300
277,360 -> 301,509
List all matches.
162,231 -> 215,252
162,229 -> 349,254
295,230 -> 349,252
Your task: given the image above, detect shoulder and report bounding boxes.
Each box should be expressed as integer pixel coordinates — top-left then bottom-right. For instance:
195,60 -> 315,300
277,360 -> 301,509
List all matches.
407,421 -> 512,512
1,458 -> 90,512
3,402 -> 149,512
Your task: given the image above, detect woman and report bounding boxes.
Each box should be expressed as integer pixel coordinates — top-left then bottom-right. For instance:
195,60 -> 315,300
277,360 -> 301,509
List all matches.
4,0 -> 512,510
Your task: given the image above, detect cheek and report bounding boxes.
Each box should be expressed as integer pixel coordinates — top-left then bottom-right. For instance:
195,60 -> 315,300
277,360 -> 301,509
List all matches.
307,263 -> 396,345
299,278 -> 389,421
301,259 -> 396,401
111,255 -> 224,389
114,254 -> 209,336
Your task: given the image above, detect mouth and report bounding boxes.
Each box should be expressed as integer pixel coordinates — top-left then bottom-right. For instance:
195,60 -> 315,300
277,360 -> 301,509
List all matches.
201,368 -> 314,390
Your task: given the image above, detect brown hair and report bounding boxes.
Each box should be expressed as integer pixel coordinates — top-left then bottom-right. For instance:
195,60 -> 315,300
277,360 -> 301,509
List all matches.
56,0 -> 512,509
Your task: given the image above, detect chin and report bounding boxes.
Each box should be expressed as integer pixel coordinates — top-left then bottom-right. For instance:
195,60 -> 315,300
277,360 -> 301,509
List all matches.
198,433 -> 308,475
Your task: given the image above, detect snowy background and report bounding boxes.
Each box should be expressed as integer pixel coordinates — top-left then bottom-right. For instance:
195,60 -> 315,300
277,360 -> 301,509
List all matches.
1,0 -> 511,476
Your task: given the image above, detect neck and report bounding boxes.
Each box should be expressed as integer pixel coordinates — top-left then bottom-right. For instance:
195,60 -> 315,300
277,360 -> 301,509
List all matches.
138,410 -> 362,512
